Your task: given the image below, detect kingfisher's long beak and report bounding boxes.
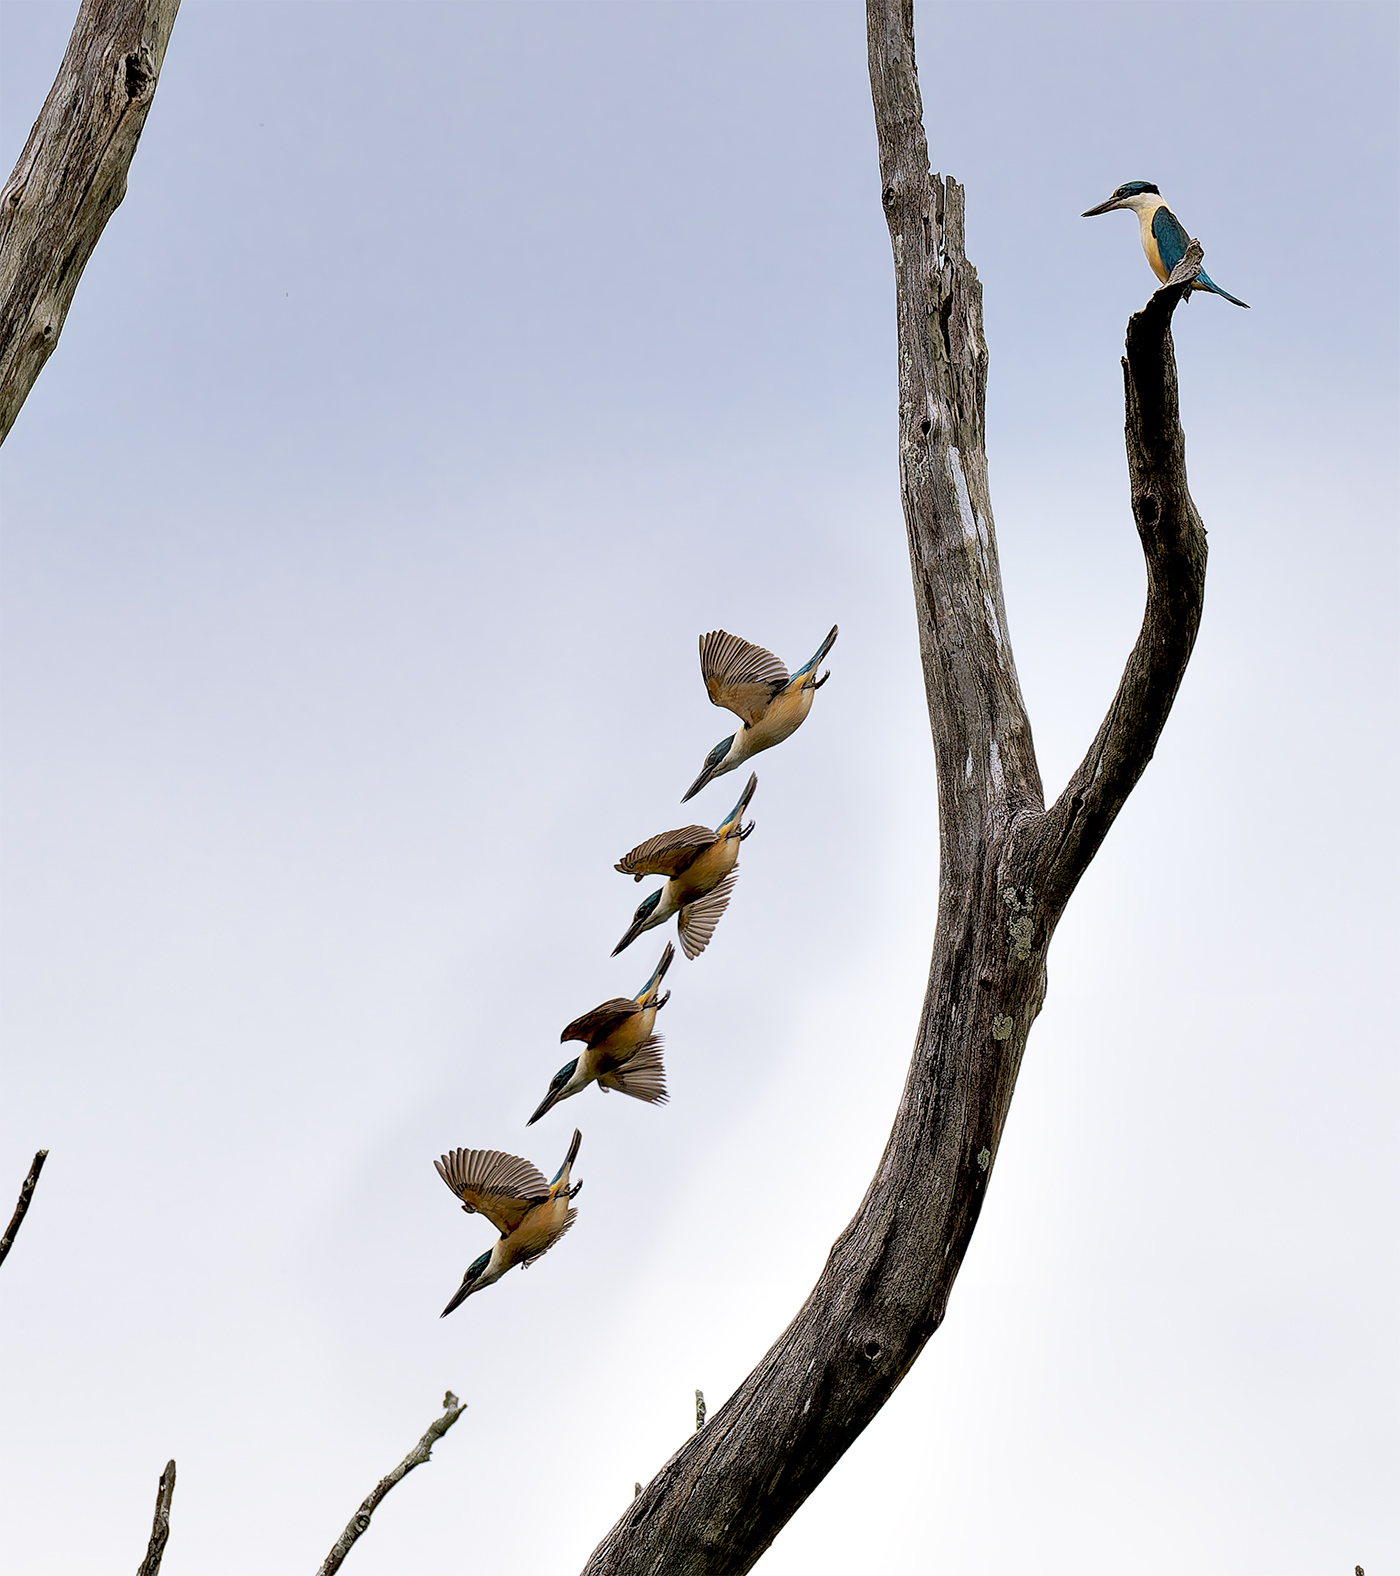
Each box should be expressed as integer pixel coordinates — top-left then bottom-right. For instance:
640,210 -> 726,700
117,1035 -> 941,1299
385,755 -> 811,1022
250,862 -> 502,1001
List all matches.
1081,195 -> 1126,217
681,761 -> 717,803
440,1274 -> 479,1318
612,914 -> 650,956
527,1086 -> 562,1126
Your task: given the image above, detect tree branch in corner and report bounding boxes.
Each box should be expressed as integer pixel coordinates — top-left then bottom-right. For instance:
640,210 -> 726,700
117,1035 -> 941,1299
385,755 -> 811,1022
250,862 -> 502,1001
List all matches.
0,1149 -> 49,1268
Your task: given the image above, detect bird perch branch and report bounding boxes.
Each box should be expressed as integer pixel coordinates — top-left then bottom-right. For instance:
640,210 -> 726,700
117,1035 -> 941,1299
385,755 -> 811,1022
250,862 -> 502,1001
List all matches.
316,1392 -> 467,1576
0,1149 -> 49,1268
135,1459 -> 175,1576
576,2 -> 1210,1572
0,0 -> 181,444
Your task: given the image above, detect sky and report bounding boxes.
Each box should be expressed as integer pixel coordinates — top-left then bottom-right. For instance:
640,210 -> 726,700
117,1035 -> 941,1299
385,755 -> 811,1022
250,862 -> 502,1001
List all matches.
1,2 -> 1396,1573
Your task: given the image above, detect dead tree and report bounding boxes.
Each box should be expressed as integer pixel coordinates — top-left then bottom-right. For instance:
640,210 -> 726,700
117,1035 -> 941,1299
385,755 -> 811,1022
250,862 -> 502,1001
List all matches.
0,0 -> 181,444
577,1 -> 1208,1570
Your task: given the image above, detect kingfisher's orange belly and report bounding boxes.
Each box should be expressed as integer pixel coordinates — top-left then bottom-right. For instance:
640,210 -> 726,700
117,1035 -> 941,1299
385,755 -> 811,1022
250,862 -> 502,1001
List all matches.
503,1194 -> 571,1268
742,685 -> 814,755
589,1006 -> 657,1073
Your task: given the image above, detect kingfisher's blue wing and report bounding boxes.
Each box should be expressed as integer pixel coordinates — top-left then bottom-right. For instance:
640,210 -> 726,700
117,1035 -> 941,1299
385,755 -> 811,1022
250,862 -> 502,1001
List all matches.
1151,204 -> 1192,275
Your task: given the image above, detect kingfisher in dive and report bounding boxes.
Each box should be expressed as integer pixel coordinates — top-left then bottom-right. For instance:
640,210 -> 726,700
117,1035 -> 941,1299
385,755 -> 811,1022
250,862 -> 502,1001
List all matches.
681,626 -> 838,802
612,773 -> 756,960
527,942 -> 674,1124
1082,181 -> 1249,307
434,1129 -> 581,1316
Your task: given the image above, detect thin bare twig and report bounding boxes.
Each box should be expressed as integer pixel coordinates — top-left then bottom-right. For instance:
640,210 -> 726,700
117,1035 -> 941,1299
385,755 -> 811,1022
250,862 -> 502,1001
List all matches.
316,1392 -> 467,1576
0,1149 -> 48,1268
135,1459 -> 175,1576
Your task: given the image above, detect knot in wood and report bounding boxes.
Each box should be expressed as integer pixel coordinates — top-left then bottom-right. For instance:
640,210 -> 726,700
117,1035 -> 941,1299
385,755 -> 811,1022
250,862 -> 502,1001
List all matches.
861,1337 -> 882,1362
124,48 -> 154,102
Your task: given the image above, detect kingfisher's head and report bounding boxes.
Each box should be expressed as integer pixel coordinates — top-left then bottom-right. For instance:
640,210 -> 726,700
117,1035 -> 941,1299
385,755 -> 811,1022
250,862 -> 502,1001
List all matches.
681,733 -> 737,803
528,1057 -> 581,1126
613,888 -> 664,956
1082,180 -> 1161,217
440,1247 -> 496,1317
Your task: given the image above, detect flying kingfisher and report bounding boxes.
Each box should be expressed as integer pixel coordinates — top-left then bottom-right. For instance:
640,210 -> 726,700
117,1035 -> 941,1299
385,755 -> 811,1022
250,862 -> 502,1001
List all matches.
1082,181 -> 1249,307
434,1129 -> 581,1315
612,772 -> 756,959
527,942 -> 674,1124
681,626 -> 837,802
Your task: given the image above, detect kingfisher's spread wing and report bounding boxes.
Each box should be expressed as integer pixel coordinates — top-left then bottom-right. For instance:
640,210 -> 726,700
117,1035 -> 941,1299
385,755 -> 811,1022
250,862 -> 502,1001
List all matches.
615,825 -> 716,879
435,1148 -> 549,1237
517,1208 -> 577,1269
598,1036 -> 668,1104
677,870 -> 739,960
699,631 -> 790,725
1151,205 -> 1192,277
560,997 -> 639,1046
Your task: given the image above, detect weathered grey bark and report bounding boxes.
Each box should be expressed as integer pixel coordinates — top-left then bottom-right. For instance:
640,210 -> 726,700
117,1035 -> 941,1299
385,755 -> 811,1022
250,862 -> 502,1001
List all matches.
0,0 -> 181,444
0,1149 -> 48,1268
577,3 -> 1208,1572
135,1459 -> 175,1576
316,1392 -> 467,1576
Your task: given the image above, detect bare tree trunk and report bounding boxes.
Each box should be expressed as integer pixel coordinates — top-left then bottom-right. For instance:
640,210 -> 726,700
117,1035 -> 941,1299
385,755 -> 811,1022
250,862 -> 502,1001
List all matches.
577,2 -> 1207,1571
0,0 -> 181,444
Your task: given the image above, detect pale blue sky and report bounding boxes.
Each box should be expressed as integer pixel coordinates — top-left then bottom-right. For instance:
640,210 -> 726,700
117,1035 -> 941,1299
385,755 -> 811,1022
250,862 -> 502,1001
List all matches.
2,3 -> 1396,1572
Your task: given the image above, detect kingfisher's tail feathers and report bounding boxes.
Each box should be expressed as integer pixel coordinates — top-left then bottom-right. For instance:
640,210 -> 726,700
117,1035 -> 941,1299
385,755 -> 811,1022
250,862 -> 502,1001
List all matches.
599,1037 -> 669,1105
518,1207 -> 577,1269
794,623 -> 839,677
1196,272 -> 1250,308
678,870 -> 739,960
717,772 -> 758,835
638,941 -> 676,999
554,1127 -> 582,1183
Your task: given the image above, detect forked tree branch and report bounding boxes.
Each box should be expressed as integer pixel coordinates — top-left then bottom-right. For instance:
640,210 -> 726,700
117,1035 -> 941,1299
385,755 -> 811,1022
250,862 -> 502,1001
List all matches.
577,3 -> 1208,1572
0,1149 -> 49,1268
316,1392 -> 467,1576
135,1459 -> 176,1576
0,0 -> 182,444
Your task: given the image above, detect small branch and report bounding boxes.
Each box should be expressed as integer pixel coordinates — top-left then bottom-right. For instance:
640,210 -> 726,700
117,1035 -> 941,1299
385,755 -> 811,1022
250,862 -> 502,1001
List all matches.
135,1459 -> 175,1576
0,0 -> 182,443
316,1392 -> 467,1576
0,1149 -> 48,1268
694,1390 -> 706,1431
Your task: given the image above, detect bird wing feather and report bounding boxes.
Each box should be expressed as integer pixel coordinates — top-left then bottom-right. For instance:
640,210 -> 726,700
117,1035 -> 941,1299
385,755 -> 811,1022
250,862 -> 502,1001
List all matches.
615,825 -> 716,878
1151,205 -> 1191,276
560,998 -> 638,1046
435,1148 -> 549,1237
677,869 -> 739,960
517,1207 -> 577,1269
598,1036 -> 668,1104
699,631 -> 790,725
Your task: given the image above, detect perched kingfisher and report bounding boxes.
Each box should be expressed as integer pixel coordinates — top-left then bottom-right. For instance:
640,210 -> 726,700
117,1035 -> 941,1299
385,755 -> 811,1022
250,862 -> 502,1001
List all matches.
434,1129 -> 582,1316
527,942 -> 675,1124
612,773 -> 757,959
681,626 -> 838,802
1082,181 -> 1249,307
